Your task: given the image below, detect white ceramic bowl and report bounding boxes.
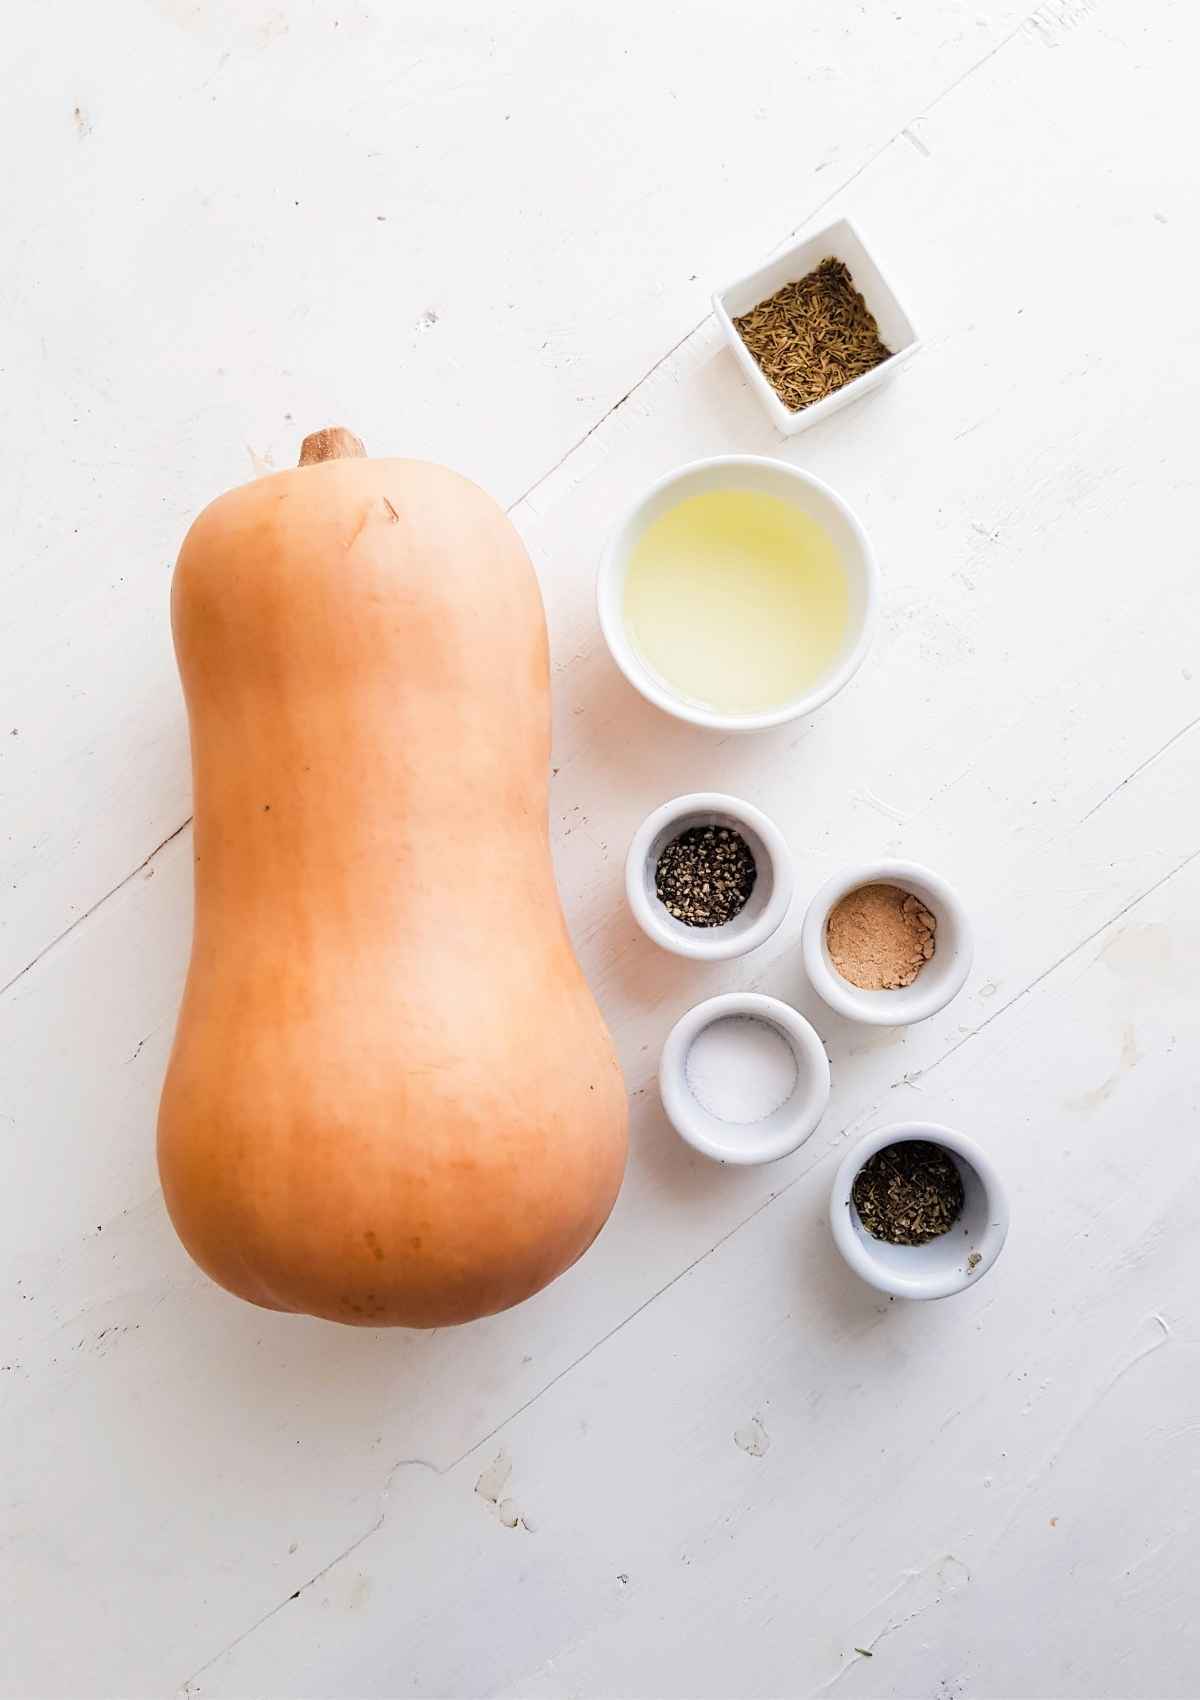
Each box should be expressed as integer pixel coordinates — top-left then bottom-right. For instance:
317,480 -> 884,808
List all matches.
597,454 -> 878,733
626,792 -> 794,961
801,860 -> 973,1026
830,1122 -> 1009,1300
713,217 -> 920,437
660,992 -> 831,1165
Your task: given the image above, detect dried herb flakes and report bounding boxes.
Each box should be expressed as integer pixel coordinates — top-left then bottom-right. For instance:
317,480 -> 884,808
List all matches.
852,1140 -> 964,1246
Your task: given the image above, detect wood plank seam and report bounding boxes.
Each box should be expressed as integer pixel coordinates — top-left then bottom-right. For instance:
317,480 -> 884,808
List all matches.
0,818 -> 190,1005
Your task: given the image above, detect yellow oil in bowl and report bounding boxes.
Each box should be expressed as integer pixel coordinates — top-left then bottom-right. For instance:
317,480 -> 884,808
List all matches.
622,487 -> 849,717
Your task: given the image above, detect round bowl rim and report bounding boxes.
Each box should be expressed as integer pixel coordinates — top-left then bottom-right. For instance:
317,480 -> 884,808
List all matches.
597,453 -> 879,732
660,991 -> 832,1164
801,859 -> 974,1025
625,791 -> 795,961
829,1120 -> 1010,1299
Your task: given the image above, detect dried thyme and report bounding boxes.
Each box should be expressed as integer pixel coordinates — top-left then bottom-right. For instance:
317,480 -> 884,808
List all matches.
852,1140 -> 964,1246
734,258 -> 891,413
655,825 -> 756,927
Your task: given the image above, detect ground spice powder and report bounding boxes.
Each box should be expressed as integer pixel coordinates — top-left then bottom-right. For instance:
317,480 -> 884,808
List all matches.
826,882 -> 936,990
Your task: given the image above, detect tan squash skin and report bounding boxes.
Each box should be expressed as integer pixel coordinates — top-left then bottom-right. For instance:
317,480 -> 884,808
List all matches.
158,434 -> 628,1326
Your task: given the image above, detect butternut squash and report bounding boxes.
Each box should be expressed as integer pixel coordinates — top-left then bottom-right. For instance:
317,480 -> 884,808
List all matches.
158,429 -> 628,1326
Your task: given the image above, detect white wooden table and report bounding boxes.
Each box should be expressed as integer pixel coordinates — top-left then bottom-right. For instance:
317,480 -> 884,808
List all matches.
4,3 -> 1199,1695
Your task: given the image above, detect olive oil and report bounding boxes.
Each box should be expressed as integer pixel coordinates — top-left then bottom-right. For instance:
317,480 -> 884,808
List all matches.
623,487 -> 849,715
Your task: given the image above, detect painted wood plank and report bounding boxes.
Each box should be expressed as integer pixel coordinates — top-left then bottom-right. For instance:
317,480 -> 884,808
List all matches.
3,1 -> 1199,1696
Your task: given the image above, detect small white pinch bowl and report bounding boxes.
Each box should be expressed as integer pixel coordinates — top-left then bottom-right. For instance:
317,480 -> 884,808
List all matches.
830,1122 -> 1010,1300
597,454 -> 878,733
660,992 -> 831,1165
713,216 -> 921,437
801,859 -> 972,1025
626,792 -> 794,962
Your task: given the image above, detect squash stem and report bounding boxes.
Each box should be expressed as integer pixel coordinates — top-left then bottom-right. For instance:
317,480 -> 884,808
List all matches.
299,427 -> 366,466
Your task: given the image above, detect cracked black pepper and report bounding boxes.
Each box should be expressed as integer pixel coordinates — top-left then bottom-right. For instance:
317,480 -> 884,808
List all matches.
654,825 -> 757,928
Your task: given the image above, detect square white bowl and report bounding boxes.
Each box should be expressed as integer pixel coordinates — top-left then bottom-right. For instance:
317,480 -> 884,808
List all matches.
713,217 -> 920,437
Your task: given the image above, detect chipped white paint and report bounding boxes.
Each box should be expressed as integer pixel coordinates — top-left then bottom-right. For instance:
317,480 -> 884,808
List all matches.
3,2 -> 1200,1697
733,1417 -> 771,1459
474,1452 -> 512,1506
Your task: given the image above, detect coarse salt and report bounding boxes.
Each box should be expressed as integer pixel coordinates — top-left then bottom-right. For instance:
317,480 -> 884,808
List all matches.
685,1015 -> 797,1124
